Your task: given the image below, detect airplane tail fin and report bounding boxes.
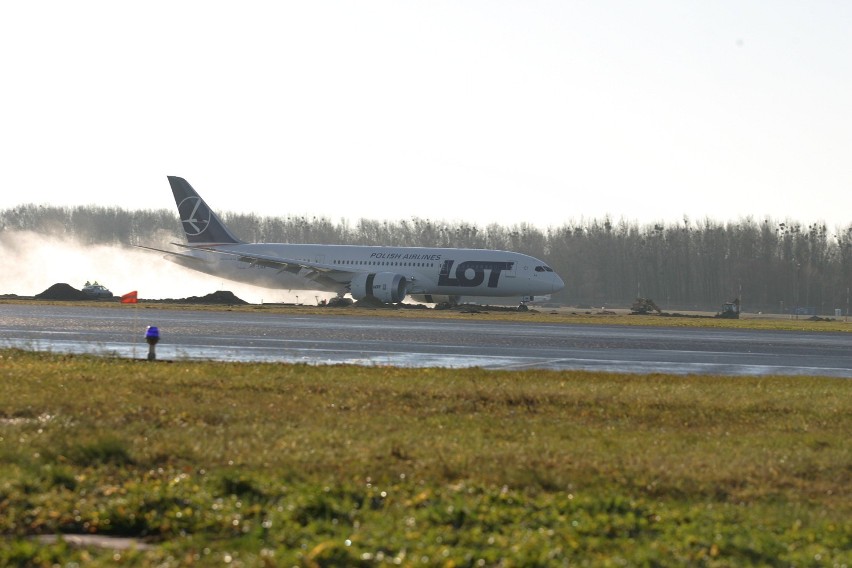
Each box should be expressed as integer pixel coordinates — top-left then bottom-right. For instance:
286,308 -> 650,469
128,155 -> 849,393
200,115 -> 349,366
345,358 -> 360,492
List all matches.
168,176 -> 243,245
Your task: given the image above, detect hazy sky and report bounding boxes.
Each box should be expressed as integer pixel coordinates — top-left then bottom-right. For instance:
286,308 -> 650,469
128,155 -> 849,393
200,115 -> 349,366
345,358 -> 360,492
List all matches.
1,1 -> 850,230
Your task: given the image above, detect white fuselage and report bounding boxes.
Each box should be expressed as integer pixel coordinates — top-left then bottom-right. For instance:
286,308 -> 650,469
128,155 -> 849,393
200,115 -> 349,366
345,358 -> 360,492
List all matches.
171,243 -> 564,299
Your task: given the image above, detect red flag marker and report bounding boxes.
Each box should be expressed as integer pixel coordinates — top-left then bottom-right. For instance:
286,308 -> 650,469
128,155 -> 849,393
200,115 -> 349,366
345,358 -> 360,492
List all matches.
121,291 -> 138,304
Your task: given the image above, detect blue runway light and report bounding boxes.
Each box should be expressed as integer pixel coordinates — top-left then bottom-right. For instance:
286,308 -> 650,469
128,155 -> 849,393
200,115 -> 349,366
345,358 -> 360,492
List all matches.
145,326 -> 160,361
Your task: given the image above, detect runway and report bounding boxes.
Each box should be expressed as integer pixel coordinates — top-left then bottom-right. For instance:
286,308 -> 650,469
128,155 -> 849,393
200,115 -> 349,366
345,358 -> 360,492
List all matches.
1,304 -> 850,377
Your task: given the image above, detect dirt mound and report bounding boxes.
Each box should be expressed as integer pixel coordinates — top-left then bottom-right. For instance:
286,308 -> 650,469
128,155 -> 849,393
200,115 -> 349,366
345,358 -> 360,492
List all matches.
447,303 -> 530,313
35,283 -> 90,300
324,297 -> 428,309
352,296 -> 395,308
175,290 -> 248,305
807,315 -> 835,322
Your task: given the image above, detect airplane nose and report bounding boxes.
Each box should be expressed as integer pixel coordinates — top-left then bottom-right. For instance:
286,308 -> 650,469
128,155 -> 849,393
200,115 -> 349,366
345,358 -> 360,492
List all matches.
552,274 -> 565,293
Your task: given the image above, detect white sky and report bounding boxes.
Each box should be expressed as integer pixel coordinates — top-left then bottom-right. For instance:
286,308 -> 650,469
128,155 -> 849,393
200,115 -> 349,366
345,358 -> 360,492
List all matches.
1,1 -> 850,230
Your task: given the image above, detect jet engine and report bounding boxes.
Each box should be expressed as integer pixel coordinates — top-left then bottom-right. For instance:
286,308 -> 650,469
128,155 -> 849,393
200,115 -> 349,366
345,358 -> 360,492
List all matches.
349,272 -> 408,303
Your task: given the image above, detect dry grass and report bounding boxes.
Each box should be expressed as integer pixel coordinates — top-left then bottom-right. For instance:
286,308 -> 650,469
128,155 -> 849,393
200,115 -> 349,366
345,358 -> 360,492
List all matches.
3,297 -> 851,332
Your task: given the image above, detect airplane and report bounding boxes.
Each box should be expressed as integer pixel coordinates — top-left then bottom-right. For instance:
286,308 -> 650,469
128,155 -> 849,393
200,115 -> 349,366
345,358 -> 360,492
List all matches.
138,176 -> 565,306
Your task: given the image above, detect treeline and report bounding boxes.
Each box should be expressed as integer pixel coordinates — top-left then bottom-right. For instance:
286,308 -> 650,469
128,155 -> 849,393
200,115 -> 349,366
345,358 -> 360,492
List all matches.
2,204 -> 850,313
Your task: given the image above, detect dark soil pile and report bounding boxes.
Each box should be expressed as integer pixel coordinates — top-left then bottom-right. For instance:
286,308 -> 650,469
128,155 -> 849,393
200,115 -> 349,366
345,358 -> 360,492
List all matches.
437,303 -> 528,313
352,296 -> 396,309
174,290 -> 248,305
35,283 -> 90,300
807,315 -> 835,322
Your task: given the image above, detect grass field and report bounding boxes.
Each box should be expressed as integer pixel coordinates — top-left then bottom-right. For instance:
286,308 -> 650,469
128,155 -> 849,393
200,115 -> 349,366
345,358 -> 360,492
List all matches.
1,349 -> 849,566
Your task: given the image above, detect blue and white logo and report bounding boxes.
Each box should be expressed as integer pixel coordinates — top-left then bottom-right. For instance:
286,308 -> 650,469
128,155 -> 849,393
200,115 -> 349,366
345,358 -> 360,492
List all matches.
178,196 -> 210,236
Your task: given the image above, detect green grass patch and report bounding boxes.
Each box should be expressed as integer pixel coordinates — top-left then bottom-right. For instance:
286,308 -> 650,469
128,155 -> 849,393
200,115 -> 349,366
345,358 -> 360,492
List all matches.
0,349 -> 849,566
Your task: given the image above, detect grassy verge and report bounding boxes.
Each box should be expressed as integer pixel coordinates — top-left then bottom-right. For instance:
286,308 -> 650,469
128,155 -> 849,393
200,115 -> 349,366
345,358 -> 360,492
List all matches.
1,349 -> 849,566
3,298 -> 851,332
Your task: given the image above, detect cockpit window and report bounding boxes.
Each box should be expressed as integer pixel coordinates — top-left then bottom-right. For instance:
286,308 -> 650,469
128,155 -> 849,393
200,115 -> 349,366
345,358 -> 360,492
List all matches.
535,265 -> 554,272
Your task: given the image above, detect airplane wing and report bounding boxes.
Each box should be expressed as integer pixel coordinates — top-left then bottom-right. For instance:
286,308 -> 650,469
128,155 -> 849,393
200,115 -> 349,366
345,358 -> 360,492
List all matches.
134,244 -> 209,265
187,245 -> 421,289
137,243 -> 338,274
184,245 -> 340,274
138,243 -> 420,292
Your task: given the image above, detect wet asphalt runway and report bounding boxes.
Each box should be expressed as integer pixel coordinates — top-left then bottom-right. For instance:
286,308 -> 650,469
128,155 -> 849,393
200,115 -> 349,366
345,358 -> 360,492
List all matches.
1,304 -> 850,377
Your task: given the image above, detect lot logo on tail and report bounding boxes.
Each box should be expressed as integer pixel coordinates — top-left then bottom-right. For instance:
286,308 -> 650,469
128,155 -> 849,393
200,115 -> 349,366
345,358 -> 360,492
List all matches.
178,196 -> 211,236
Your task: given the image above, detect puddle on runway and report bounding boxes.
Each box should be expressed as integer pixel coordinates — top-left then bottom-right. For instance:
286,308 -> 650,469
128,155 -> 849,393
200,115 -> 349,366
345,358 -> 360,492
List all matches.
5,337 -> 848,377
1,338 -> 521,369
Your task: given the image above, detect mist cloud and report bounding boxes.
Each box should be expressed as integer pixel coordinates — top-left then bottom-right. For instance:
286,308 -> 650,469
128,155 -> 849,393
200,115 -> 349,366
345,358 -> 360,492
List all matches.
0,231 -> 312,304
